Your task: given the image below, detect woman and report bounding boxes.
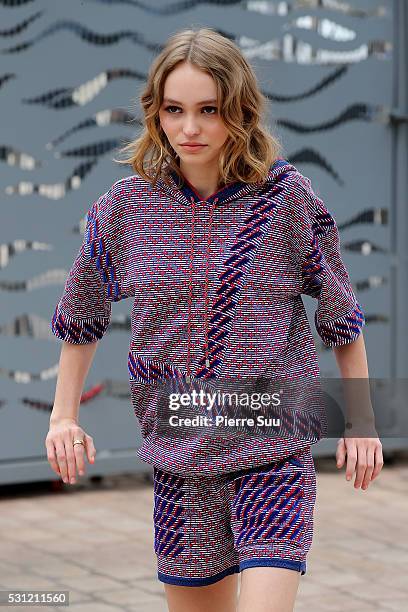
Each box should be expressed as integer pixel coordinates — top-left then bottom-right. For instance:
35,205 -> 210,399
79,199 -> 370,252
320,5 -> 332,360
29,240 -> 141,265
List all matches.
46,27 -> 383,612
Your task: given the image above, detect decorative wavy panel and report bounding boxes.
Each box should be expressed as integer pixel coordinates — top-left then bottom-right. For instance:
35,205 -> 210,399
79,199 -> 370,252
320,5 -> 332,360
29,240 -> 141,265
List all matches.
0,0 -> 395,401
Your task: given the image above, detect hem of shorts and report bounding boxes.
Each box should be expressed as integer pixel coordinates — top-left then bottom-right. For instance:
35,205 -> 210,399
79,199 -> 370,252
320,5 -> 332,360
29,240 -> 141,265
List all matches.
239,557 -> 306,575
157,564 -> 240,586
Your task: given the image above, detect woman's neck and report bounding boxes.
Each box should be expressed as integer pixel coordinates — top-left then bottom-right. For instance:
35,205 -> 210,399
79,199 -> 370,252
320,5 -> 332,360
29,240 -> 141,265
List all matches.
179,163 -> 221,200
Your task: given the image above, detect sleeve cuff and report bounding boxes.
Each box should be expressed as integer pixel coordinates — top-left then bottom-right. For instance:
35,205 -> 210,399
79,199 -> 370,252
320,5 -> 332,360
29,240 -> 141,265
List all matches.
51,306 -> 110,344
315,302 -> 365,348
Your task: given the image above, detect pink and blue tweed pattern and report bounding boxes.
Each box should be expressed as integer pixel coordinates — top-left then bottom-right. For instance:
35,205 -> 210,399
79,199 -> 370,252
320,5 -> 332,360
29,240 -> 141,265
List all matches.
51,159 -> 365,475
153,446 -> 316,585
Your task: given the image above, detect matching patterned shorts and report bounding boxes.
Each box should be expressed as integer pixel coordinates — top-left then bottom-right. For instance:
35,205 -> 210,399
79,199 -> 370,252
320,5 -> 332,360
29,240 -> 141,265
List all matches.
153,447 -> 316,587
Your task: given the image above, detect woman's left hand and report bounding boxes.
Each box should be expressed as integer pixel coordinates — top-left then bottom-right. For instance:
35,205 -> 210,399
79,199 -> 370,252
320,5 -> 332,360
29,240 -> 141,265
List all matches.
335,436 -> 383,490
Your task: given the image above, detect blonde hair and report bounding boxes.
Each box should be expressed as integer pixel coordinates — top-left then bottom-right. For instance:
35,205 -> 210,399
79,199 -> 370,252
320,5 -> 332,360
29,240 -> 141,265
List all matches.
114,27 -> 282,188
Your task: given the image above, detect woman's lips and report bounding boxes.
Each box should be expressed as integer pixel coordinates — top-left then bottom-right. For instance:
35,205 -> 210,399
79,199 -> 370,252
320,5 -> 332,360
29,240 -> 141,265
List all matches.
180,144 -> 207,151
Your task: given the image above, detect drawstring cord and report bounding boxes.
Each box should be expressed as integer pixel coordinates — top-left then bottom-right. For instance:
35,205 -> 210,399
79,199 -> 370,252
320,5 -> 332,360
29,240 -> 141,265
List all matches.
186,196 -> 218,383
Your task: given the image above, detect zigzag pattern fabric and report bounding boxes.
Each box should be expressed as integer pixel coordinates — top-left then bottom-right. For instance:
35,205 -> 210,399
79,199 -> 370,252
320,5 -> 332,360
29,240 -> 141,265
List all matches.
153,470 -> 187,559
153,447 -> 316,586
315,303 -> 365,346
196,181 -> 286,379
51,158 -> 365,475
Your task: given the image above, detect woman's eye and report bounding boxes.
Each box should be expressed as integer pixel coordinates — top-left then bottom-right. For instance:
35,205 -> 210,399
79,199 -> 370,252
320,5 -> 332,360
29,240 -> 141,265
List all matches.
203,106 -> 217,114
164,106 -> 217,115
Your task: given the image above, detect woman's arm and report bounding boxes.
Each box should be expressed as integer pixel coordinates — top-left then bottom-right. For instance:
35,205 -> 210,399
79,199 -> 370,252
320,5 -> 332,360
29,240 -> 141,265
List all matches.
50,340 -> 99,425
46,340 -> 99,484
333,333 -> 368,378
333,334 -> 384,490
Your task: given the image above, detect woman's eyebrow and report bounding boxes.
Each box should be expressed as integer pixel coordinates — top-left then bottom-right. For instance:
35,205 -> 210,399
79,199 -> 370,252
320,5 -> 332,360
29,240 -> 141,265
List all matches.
163,98 -> 217,105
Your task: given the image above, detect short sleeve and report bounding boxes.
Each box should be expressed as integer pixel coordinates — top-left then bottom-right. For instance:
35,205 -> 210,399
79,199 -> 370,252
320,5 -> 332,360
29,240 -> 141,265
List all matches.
287,175 -> 365,347
51,191 -> 122,344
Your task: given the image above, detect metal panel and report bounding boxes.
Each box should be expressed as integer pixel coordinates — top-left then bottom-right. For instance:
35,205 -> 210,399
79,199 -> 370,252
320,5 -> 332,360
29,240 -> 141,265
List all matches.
0,0 -> 406,483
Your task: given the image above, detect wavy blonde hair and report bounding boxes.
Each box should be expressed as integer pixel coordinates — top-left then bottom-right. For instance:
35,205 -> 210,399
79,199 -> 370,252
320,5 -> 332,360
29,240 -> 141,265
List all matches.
114,27 -> 282,188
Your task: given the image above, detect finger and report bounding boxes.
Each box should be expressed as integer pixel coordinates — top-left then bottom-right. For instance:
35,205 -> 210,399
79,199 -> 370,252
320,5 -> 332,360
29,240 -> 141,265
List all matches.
361,444 -> 375,490
84,434 -> 96,463
45,438 -> 60,476
354,442 -> 368,488
55,440 -> 68,482
345,440 -> 357,482
336,438 -> 346,468
73,433 -> 86,476
371,443 -> 384,481
63,436 -> 77,483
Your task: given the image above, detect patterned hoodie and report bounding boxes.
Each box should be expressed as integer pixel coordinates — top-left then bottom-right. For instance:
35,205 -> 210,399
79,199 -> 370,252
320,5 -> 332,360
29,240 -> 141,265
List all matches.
51,158 -> 365,475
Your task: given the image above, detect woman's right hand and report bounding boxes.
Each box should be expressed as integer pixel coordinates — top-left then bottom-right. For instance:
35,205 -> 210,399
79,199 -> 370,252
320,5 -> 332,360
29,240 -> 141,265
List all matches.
45,418 -> 96,484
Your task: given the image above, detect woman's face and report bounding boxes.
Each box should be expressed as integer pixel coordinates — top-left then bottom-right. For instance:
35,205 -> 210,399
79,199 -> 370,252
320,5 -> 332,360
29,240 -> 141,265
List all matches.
158,62 -> 230,169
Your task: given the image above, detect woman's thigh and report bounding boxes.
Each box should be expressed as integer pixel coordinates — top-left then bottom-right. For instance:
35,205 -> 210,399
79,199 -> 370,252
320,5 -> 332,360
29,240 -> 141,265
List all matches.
226,448 -> 316,576
164,573 -> 239,612
153,467 -> 240,587
237,566 -> 300,612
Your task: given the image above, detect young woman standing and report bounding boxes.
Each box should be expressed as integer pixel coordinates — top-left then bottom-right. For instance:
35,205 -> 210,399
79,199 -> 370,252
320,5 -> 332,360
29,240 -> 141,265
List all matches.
46,28 -> 383,612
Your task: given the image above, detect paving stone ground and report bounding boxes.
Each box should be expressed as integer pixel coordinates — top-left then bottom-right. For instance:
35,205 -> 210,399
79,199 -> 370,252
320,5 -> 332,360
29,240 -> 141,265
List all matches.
0,452 -> 407,612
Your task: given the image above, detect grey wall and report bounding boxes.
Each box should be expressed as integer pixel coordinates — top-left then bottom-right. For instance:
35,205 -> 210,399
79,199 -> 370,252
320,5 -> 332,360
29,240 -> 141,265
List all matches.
0,0 -> 406,481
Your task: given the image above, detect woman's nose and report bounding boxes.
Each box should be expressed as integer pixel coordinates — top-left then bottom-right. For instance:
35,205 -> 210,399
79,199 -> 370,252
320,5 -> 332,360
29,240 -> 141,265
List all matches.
183,118 -> 200,135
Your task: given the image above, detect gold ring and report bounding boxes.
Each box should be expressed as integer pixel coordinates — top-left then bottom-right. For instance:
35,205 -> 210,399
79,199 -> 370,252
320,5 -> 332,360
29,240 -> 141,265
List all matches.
73,439 -> 85,447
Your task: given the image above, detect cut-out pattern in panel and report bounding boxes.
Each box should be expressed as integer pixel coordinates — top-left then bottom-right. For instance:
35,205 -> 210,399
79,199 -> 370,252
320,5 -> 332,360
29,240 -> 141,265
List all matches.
57,138 -> 121,159
240,33 -> 391,64
263,66 -> 347,102
0,313 -> 130,339
355,276 -> 388,292
0,72 -> 15,90
289,149 -> 343,184
0,363 -> 59,383
343,240 -> 387,255
89,0 -> 387,19
0,269 -> 69,292
0,21 -> 162,54
277,104 -> 386,134
285,15 -> 356,41
20,379 -> 130,411
22,69 -> 146,108
0,240 -> 52,270
47,109 -> 138,149
5,159 -> 99,198
0,10 -> 43,37
0,313 -> 61,340
0,0 -> 37,7
337,208 -> 388,230
0,145 -> 41,169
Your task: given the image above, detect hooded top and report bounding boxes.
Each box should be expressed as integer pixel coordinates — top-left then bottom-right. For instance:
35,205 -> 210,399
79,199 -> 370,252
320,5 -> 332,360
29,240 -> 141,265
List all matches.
51,158 -> 365,475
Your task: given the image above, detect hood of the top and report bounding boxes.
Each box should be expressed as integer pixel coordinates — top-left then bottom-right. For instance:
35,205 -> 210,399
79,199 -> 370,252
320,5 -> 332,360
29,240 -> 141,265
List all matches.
156,158 -> 297,208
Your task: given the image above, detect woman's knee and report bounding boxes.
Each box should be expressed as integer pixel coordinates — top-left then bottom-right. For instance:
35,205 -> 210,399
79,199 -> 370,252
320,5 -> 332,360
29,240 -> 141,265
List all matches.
163,572 -> 239,612
237,566 -> 300,612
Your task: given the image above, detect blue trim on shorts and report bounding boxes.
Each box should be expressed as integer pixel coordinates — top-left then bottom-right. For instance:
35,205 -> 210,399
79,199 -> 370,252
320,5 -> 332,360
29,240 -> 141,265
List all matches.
157,558 -> 306,587
157,564 -> 240,587
240,557 -> 306,575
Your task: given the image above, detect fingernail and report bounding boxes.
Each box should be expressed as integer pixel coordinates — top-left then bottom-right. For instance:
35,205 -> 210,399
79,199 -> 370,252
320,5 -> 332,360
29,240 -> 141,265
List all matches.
70,478 -> 75,484
346,476 -> 351,481
78,470 -> 84,476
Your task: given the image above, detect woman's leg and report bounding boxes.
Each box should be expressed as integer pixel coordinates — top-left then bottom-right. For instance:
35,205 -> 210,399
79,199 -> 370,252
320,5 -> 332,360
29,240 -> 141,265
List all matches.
237,567 -> 300,612
164,573 -> 239,612
225,449 -> 316,612
153,467 -> 240,609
